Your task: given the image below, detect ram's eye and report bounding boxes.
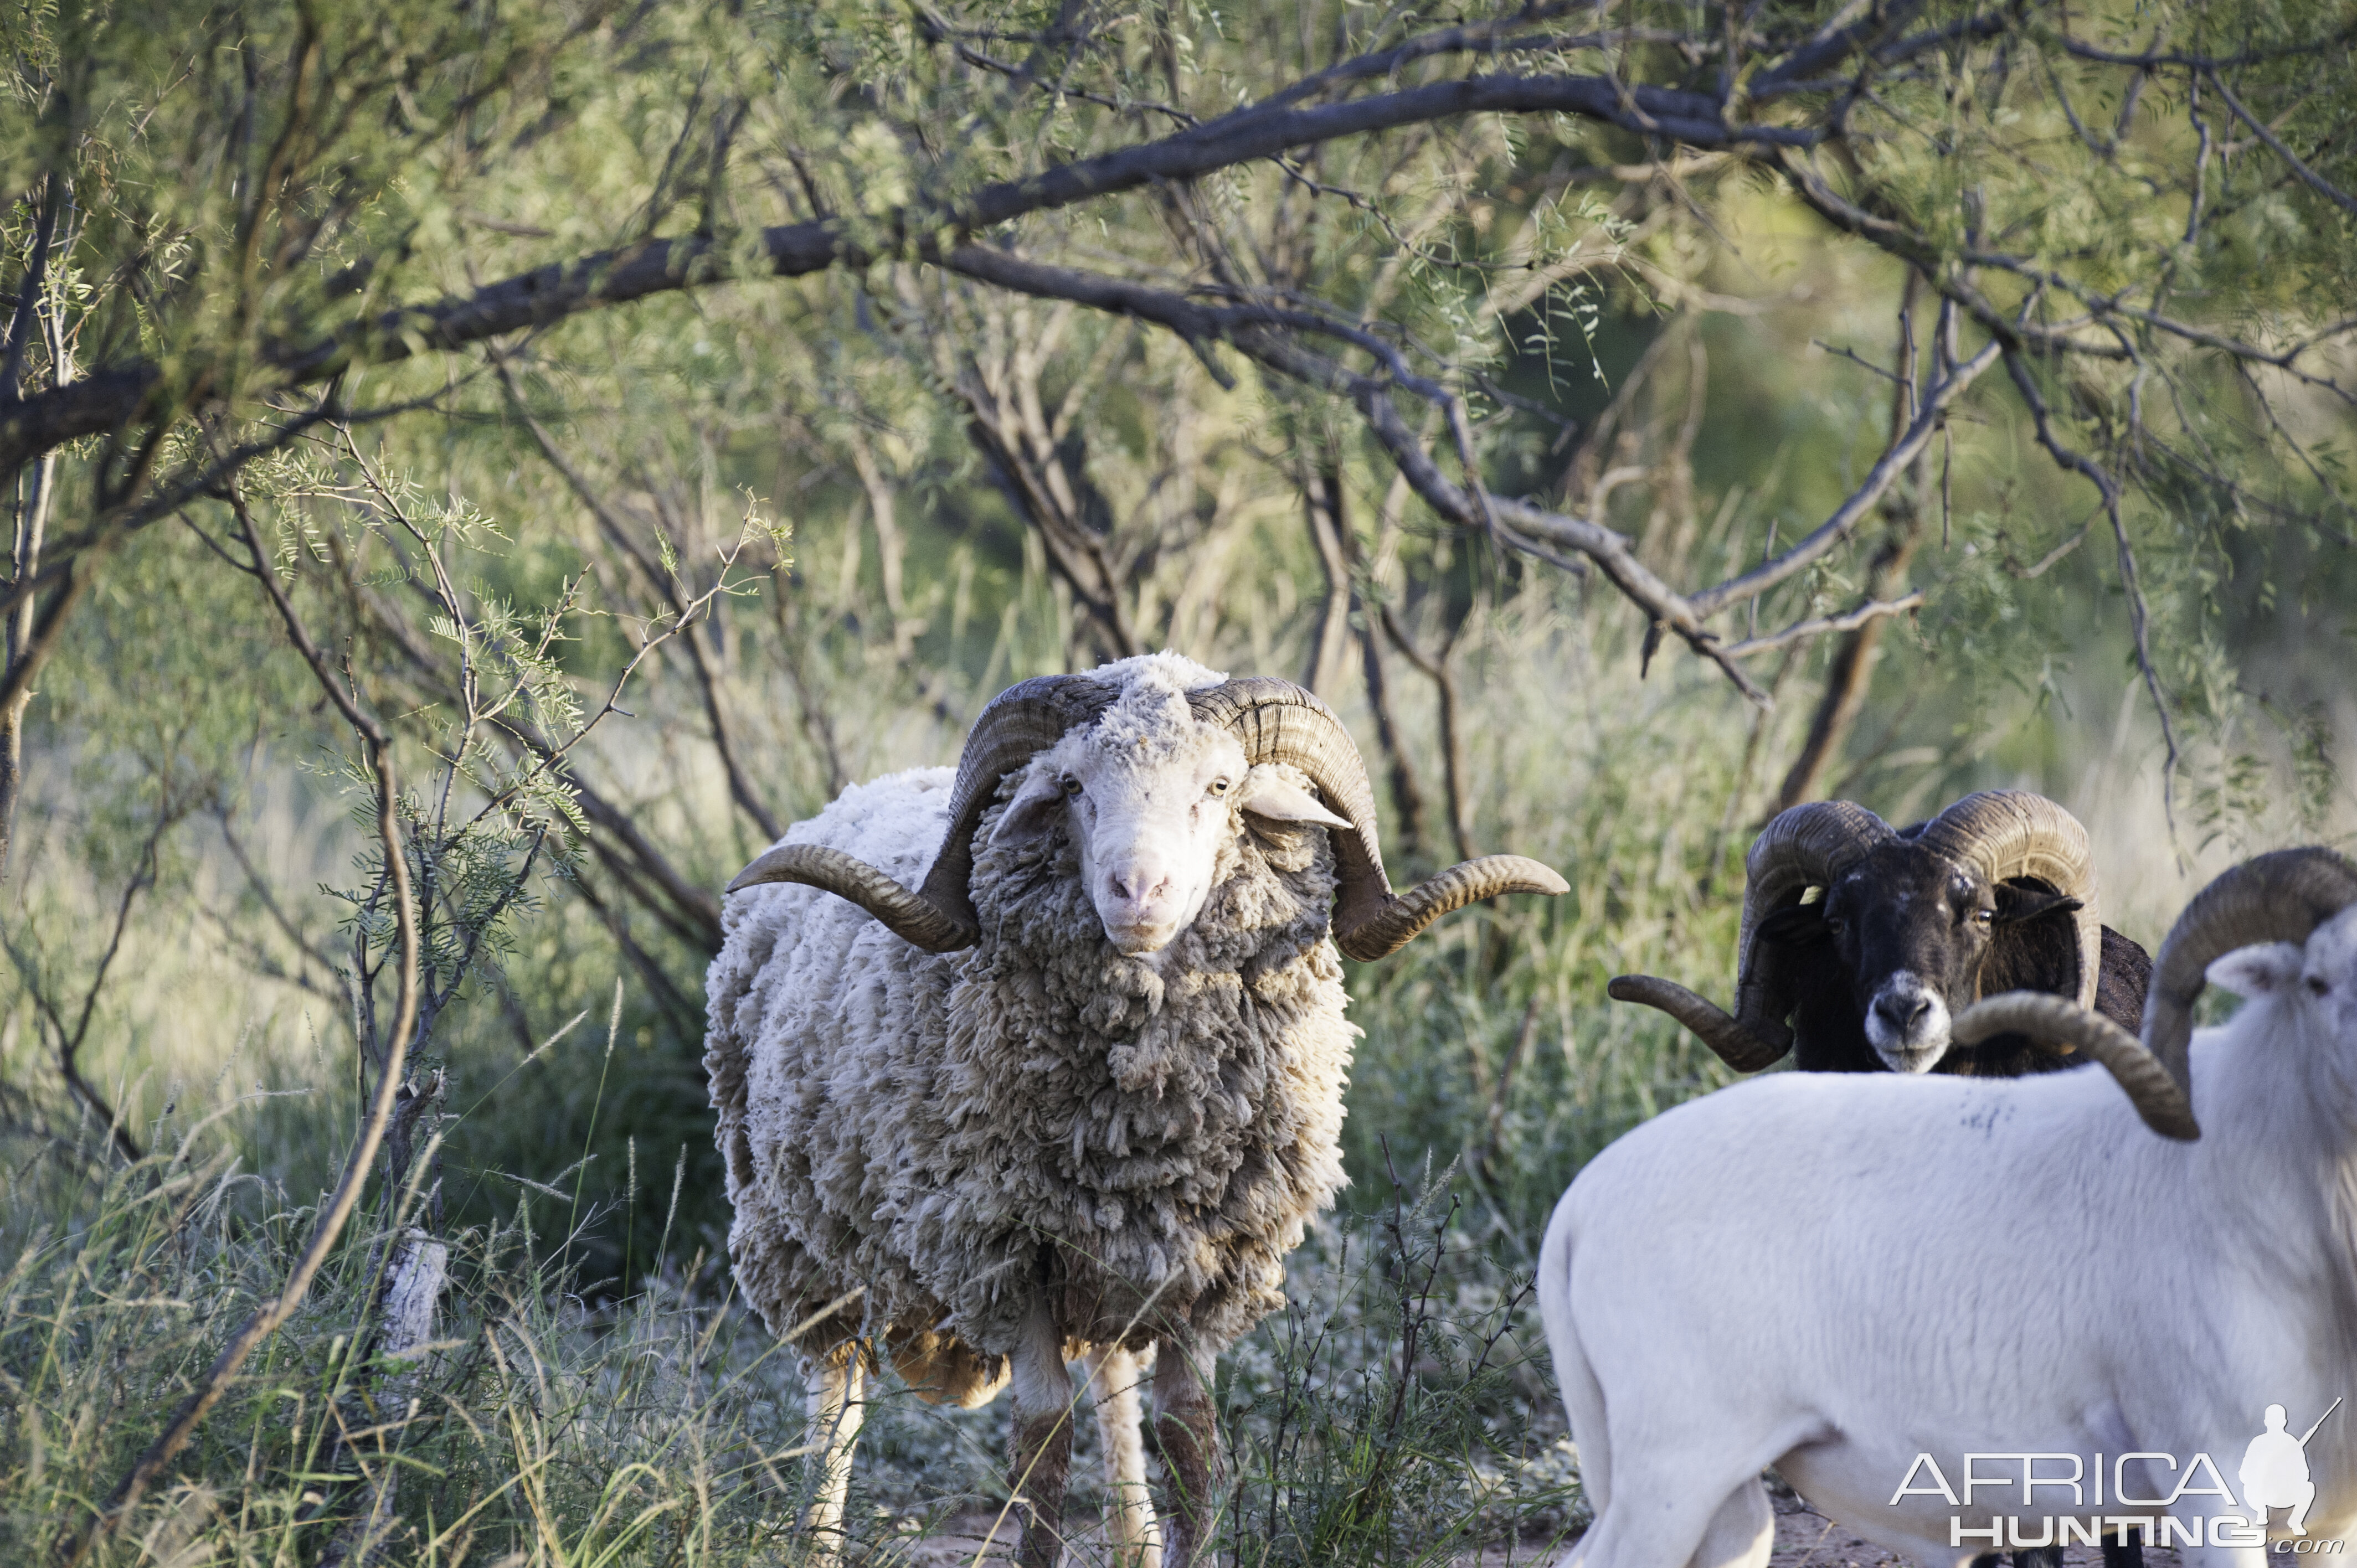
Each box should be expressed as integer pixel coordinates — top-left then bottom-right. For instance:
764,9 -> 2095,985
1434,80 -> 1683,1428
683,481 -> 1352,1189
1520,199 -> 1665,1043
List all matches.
1206,778 -> 1231,797
1823,916 -> 1847,936
1972,908 -> 1995,928
1061,776 -> 1083,797
2310,977 -> 2332,998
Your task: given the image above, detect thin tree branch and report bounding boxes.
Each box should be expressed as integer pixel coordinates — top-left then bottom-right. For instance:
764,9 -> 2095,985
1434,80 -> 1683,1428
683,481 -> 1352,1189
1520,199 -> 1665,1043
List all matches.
2003,349 -> 2183,828
1721,592 -> 1924,659
492,356 -> 783,842
62,523 -> 423,1562
1687,337 -> 2001,616
2201,69 -> 2357,216
1377,601 -> 1476,864
937,243 -> 1986,703
47,816 -> 176,1162
0,173 -> 64,404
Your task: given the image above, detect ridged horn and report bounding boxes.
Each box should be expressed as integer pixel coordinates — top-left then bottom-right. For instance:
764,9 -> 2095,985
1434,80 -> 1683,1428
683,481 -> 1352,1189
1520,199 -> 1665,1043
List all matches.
725,845 -> 972,951
1951,991 -> 2199,1141
1605,975 -> 1792,1072
1912,790 -> 2102,1009
725,674 -> 1115,951
1613,800 -> 1897,1072
2140,847 -> 2357,1100
1187,677 -> 1567,962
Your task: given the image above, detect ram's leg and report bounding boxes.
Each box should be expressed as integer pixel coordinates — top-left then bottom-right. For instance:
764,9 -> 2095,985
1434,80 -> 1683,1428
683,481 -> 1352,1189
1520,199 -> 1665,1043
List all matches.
1084,1344 -> 1162,1568
1554,1445 -> 1784,1568
1685,1476 -> 1774,1568
800,1343 -> 866,1567
1010,1299 -> 1075,1568
1554,1487 -> 1735,1568
1151,1335 -> 1219,1568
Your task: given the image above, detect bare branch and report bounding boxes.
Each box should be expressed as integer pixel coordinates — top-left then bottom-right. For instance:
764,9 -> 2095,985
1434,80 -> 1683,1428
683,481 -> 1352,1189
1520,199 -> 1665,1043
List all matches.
1689,337 -> 2001,617
0,174 -> 64,404
2002,350 -> 2183,828
2199,68 -> 2357,218
938,243 -> 1991,703
492,355 -> 784,842
0,59 -> 1813,475
1378,601 -> 1477,863
1720,593 -> 1925,660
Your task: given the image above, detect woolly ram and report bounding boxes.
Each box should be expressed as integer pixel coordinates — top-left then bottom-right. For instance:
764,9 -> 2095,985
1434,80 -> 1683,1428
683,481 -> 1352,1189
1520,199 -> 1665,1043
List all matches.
1538,846 -> 2357,1568
705,652 -> 1566,1568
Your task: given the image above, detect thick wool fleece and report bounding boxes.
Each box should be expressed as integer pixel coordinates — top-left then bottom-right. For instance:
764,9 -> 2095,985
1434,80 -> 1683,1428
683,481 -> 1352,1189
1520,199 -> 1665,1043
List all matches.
704,661 -> 1357,1399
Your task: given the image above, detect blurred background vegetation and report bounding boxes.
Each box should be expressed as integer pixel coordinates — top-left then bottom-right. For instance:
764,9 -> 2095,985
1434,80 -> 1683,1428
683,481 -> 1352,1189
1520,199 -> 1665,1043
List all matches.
0,0 -> 2350,1561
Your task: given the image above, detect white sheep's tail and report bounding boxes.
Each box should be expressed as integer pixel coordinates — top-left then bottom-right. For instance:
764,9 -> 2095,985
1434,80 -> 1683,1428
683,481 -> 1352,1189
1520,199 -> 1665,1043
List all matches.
1537,1190 -> 1609,1549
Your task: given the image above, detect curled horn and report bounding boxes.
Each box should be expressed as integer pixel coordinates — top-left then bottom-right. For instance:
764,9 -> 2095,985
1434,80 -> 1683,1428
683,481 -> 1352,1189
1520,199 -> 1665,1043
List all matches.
2139,847 -> 2357,1101
1604,974 -> 1790,1073
1949,992 -> 2198,1141
1911,790 -> 2102,1009
1609,800 -> 1897,1072
1187,677 -> 1567,962
725,674 -> 1115,951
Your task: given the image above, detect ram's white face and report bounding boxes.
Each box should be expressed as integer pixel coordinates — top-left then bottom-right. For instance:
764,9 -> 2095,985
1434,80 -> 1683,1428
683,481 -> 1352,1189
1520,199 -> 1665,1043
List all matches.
2209,905 -> 2357,1039
991,723 -> 1350,957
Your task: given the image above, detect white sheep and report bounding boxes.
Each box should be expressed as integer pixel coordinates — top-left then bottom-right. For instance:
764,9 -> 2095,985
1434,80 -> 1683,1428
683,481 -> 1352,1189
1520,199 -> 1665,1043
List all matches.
705,652 -> 1566,1567
1536,847 -> 2357,1568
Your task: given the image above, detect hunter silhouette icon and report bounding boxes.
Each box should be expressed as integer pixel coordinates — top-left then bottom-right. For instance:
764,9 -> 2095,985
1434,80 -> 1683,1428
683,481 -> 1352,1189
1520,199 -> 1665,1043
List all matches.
2241,1400 -> 2339,1535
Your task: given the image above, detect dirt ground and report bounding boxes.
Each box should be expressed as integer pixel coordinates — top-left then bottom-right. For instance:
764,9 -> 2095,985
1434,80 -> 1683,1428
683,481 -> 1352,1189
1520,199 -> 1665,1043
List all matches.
886,1486 -> 2192,1568
1753,1488 -> 2184,1568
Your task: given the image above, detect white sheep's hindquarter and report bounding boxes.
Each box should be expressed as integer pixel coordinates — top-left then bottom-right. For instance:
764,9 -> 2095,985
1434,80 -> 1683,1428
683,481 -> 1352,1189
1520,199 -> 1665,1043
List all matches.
1540,1256 -> 1783,1568
1533,1043 -> 2357,1568
1536,1078 -> 2030,1568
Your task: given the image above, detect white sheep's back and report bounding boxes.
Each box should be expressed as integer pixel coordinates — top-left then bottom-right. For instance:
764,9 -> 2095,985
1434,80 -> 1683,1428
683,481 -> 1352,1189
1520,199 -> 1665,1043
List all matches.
704,766 -> 967,1357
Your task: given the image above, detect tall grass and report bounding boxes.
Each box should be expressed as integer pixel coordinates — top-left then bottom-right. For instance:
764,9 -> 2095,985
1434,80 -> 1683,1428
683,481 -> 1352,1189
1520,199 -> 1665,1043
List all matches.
0,1067 -> 1586,1566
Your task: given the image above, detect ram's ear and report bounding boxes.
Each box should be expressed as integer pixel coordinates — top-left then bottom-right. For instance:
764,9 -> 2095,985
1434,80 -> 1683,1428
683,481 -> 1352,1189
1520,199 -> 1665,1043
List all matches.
1994,883 -> 2083,926
1981,881 -> 2087,997
2207,941 -> 2304,999
989,767 -> 1069,848
1234,765 -> 1353,831
1757,902 -> 1828,945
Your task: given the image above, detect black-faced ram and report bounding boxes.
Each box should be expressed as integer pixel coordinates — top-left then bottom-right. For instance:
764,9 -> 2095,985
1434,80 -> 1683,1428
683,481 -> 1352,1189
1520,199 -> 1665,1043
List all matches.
1611,791 -> 2153,1076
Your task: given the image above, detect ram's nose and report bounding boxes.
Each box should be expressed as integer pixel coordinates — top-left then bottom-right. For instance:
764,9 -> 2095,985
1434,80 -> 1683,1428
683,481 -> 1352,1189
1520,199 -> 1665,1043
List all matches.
1100,859 -> 1181,953
1108,866 -> 1174,904
1866,973 -> 1952,1070
1874,990 -> 1933,1033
